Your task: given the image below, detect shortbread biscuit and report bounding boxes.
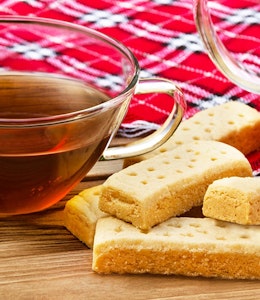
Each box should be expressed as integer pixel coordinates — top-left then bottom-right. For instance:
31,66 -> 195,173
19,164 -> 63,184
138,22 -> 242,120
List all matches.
99,141 -> 253,231
203,177 -> 260,225
64,185 -> 108,248
124,101 -> 260,167
92,216 -> 260,279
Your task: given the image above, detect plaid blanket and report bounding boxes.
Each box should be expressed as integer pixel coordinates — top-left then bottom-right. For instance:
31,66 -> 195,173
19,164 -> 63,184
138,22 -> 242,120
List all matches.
0,0 -> 259,174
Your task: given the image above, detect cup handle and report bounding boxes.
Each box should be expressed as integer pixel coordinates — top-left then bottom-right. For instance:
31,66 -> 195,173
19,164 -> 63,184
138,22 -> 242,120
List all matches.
194,0 -> 260,94
101,77 -> 186,160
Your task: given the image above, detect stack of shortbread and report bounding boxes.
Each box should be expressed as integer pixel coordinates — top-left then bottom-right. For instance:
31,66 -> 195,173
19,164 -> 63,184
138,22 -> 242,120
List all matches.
64,101 -> 260,280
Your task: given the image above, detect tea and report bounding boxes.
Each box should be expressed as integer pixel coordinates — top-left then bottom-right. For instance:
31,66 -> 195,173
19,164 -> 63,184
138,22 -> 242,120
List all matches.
0,73 -> 114,215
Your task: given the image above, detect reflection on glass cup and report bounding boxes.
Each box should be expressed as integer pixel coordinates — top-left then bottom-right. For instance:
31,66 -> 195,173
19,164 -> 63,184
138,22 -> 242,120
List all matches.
0,16 -> 186,215
194,0 -> 260,94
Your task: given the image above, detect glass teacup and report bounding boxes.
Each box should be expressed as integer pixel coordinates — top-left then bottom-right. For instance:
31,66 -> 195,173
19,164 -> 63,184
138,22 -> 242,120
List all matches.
194,0 -> 260,94
0,16 -> 185,215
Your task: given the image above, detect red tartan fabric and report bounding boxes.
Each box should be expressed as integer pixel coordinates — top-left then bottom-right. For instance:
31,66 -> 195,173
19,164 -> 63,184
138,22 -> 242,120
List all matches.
0,0 -> 259,174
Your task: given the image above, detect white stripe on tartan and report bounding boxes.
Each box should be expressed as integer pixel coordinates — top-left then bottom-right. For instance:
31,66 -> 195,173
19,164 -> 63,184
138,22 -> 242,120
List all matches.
225,7 -> 260,25
55,0 -> 137,28
209,3 -> 260,40
223,85 -> 246,99
116,0 -> 158,14
241,61 -> 260,75
119,22 -> 182,44
152,0 -> 193,12
46,56 -> 100,82
222,28 -> 260,44
0,0 -> 43,9
118,120 -> 160,138
0,37 -> 11,47
47,56 -> 124,92
218,22 -> 258,42
56,0 -> 91,14
49,1 -> 87,18
186,68 -> 229,85
1,32 -> 28,46
178,84 -> 235,108
142,51 -> 193,75
132,19 -> 191,38
61,55 -> 107,77
136,52 -> 172,71
180,82 -> 215,100
236,53 -> 260,70
138,53 -> 231,90
208,1 -> 260,19
241,91 -> 260,104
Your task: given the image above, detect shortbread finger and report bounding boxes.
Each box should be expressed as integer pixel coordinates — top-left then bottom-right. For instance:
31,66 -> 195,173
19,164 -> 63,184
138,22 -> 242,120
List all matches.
203,177 -> 260,225
124,101 -> 260,167
64,185 -> 108,248
92,216 -> 260,279
100,141 -> 253,231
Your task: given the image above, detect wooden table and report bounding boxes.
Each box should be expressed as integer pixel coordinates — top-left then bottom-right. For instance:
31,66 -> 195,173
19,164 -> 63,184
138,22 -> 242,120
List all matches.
0,153 -> 259,299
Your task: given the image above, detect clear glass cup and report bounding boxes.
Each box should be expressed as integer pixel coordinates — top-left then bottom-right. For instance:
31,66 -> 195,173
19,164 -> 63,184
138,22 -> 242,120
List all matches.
194,0 -> 260,94
0,16 -> 185,215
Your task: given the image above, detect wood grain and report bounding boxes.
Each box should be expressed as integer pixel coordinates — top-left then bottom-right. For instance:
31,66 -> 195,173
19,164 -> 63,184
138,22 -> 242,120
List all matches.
0,157 -> 259,299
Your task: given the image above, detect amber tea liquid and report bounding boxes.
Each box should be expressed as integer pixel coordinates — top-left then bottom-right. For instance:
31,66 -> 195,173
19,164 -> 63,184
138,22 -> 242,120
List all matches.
0,74 -> 114,215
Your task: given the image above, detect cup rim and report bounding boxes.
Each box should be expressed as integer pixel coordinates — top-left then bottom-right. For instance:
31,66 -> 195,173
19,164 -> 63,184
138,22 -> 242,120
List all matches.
0,15 -> 140,127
